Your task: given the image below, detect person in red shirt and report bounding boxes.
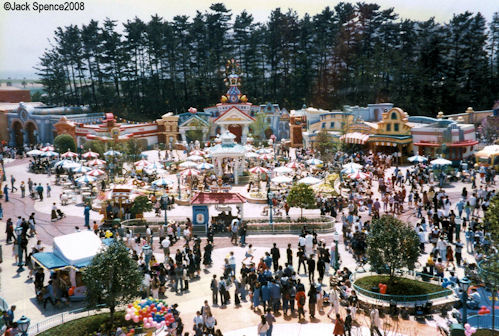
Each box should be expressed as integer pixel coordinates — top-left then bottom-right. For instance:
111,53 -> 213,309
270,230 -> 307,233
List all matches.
295,289 -> 306,320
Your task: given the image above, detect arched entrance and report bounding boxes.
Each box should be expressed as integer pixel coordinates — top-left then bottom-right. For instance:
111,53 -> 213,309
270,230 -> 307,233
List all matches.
228,124 -> 242,143
25,121 -> 38,146
12,121 -> 24,148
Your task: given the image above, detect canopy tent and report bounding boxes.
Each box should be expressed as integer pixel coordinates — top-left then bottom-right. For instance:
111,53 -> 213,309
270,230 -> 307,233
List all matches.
340,132 -> 370,144
298,176 -> 322,185
475,145 -> 499,159
258,154 -> 273,160
134,159 -> 150,167
271,175 -> 293,184
104,149 -> 122,156
274,166 -> 293,174
408,155 -> 428,163
256,148 -> 273,154
342,162 -> 363,170
431,158 -> 452,166
32,231 -> 104,270
87,169 -> 106,177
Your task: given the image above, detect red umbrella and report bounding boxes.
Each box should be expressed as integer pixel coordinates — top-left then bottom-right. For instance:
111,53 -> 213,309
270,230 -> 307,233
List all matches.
82,151 -> 99,159
478,306 -> 491,315
41,145 -> 55,152
348,171 -> 369,180
87,169 -> 106,177
87,159 -> 106,166
249,167 -> 268,174
61,151 -> 78,159
286,161 -> 301,169
180,168 -> 200,177
258,154 -> 273,160
134,159 -> 150,167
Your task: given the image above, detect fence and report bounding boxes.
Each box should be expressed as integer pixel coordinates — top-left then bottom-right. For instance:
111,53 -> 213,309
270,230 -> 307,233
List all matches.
467,314 -> 499,330
351,271 -> 454,303
27,305 -> 165,335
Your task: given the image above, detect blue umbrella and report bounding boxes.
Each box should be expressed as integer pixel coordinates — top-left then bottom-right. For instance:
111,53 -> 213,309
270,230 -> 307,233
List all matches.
408,155 -> 428,163
104,150 -> 122,156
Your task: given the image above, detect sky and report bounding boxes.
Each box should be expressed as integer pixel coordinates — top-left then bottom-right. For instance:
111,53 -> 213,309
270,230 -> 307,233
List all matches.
0,0 -> 497,79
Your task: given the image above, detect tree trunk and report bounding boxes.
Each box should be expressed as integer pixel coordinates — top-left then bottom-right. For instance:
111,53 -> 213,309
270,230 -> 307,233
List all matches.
300,207 -> 303,219
109,306 -> 115,331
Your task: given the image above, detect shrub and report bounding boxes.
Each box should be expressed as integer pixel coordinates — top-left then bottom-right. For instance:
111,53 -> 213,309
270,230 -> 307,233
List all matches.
54,134 -> 76,153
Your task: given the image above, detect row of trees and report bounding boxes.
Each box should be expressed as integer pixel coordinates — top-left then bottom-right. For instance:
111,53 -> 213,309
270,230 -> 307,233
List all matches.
37,3 -> 499,119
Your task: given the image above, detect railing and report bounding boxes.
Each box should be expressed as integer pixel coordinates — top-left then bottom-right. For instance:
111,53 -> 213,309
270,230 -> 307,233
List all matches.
27,305 -> 107,335
467,314 -> 499,330
351,271 -> 454,303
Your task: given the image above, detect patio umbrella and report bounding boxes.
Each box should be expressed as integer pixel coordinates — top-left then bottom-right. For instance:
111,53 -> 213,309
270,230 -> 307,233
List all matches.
40,145 -> 55,152
75,175 -> 97,184
257,148 -> 273,154
189,149 -> 206,156
274,166 -> 293,174
258,154 -> 273,160
408,155 -> 428,163
285,161 -> 301,169
40,151 -> 59,158
342,162 -> 363,170
61,151 -> 78,159
271,175 -> 292,184
245,152 -> 259,159
298,176 -> 322,185
55,159 -> 74,167
186,155 -> 204,162
306,158 -> 323,165
348,171 -> 369,180
82,151 -> 99,159
179,161 -> 198,168
144,162 -> 163,171
87,159 -> 106,166
249,166 -> 268,174
104,149 -> 122,156
72,165 -> 92,173
87,169 -> 106,177
244,144 -> 255,152
26,149 -> 43,156
430,158 -> 452,166
196,162 -> 214,170
341,166 -> 359,175
180,168 -> 200,177
152,178 -> 174,187
134,159 -> 150,167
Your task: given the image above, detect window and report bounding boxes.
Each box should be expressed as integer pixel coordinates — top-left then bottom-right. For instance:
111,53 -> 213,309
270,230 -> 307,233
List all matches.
322,123 -> 326,129
391,112 -> 397,120
386,123 -> 391,131
394,123 -> 399,132
330,122 -> 335,128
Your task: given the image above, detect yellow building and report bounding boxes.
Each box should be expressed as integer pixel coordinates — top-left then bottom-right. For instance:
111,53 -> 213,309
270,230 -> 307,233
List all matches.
304,112 -> 355,148
342,107 -> 413,156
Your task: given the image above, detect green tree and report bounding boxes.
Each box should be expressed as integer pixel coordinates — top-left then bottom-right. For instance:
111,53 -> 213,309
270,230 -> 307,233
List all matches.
485,194 -> 499,245
250,112 -> 270,140
130,195 -> 153,216
286,183 -> 316,219
315,129 -> 334,158
82,240 -> 143,330
54,134 -> 76,153
83,140 -> 106,157
366,215 -> 420,282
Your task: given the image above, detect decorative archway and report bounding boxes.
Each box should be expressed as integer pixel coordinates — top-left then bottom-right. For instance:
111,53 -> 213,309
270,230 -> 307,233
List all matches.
228,124 -> 242,143
25,121 -> 38,146
12,120 -> 24,148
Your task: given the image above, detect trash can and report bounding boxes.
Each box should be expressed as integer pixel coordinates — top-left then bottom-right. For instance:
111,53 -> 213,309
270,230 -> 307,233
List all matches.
450,323 -> 465,336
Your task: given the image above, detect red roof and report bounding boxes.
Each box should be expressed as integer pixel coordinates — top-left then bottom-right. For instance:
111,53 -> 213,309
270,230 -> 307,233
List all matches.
190,192 -> 247,205
213,105 -> 255,122
413,142 -> 440,147
446,140 -> 478,147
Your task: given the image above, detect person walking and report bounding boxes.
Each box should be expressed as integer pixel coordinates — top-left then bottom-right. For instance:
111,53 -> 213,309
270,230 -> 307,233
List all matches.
370,305 -> 382,336
344,308 -> 353,336
265,309 -> 276,336
3,184 -> 8,202
270,243 -> 280,272
257,315 -> 270,336
333,314 -> 345,336
308,285 -> 317,319
307,255 -> 316,283
20,181 -> 25,198
10,175 -> 17,192
296,287 -> 306,320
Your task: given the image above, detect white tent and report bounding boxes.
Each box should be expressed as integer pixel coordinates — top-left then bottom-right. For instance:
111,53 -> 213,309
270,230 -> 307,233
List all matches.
271,175 -> 293,184
298,176 -> 322,185
53,231 -> 104,267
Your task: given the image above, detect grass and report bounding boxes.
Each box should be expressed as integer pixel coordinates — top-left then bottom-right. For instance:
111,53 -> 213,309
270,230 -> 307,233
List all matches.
38,311 -> 141,336
354,275 -> 451,297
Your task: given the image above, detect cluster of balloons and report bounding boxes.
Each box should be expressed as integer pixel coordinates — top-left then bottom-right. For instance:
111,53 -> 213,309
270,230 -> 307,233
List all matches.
124,299 -> 175,330
464,323 -> 477,336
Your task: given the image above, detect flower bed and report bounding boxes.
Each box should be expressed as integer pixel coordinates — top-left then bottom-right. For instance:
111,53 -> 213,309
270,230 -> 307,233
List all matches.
245,216 -> 335,232
354,275 -> 452,302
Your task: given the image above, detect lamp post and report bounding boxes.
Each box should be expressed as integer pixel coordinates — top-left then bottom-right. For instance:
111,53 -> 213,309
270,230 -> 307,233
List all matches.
460,276 -> 471,324
15,226 -> 24,272
333,231 -> 340,272
176,173 -> 181,199
142,244 -> 152,271
16,315 -> 30,336
161,194 -> 168,226
267,189 -> 274,228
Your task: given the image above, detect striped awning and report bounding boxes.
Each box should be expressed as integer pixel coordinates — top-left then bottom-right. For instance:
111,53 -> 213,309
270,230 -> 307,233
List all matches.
340,132 -> 370,144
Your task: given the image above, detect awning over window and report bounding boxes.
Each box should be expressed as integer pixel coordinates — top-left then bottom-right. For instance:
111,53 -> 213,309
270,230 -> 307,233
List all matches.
340,132 -> 370,144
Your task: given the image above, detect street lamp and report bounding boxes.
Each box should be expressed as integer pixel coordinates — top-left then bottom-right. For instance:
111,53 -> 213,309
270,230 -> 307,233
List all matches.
176,173 -> 181,199
17,315 -> 30,336
142,244 -> 152,271
267,189 -> 274,228
333,231 -> 340,272
161,194 -> 168,226
15,226 -> 24,272
460,276 -> 471,324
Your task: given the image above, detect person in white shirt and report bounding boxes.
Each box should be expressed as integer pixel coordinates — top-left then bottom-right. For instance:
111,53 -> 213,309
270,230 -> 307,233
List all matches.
370,305 -> 382,335
305,233 -> 314,257
193,311 -> 204,328
437,238 -> 447,262
161,237 -> 171,258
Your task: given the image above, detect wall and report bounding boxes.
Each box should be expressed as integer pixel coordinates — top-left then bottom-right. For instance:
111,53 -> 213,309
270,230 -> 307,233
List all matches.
0,89 -> 31,103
